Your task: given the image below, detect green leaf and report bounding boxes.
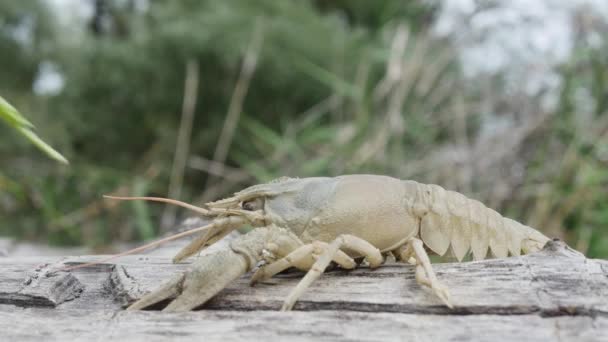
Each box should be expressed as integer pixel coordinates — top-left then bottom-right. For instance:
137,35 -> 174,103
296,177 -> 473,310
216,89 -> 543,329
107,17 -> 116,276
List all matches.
241,116 -> 284,148
0,96 -> 69,164
0,96 -> 34,128
16,126 -> 69,164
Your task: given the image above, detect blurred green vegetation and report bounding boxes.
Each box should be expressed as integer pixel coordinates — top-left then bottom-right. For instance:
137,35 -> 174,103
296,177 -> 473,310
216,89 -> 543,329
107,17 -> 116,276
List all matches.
0,0 -> 606,258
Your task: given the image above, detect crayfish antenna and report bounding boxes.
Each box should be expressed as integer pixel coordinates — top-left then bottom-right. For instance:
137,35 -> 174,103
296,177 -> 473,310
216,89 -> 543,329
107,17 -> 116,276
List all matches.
52,223 -> 214,274
52,195 -> 243,274
103,195 -> 216,216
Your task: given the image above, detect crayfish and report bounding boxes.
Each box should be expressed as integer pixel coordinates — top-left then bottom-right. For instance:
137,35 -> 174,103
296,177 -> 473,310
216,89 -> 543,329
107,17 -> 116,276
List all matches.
62,175 -> 549,312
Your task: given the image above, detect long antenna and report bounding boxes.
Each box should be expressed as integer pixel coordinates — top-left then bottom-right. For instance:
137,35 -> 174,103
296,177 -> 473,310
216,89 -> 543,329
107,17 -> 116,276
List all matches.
103,195 -> 215,216
53,223 -> 213,273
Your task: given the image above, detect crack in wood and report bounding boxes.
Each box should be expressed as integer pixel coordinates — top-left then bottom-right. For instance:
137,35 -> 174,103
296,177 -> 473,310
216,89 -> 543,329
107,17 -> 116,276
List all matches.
105,265 -> 146,307
198,299 -> 608,318
0,292 -> 57,307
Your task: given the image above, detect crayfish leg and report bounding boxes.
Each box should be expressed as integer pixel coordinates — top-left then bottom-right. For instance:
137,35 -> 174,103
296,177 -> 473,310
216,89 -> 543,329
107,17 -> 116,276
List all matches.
407,237 -> 453,308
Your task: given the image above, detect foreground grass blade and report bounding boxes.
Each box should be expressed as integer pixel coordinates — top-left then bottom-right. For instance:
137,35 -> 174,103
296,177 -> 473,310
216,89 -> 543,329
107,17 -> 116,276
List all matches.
0,95 -> 68,164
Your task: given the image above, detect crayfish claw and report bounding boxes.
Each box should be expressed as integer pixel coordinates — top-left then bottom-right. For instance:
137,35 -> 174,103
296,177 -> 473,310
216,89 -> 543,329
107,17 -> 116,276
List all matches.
127,250 -> 249,312
127,273 -> 185,311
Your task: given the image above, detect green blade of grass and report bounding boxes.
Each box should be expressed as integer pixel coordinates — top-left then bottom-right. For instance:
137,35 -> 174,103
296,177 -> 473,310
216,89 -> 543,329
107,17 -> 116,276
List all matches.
0,96 -> 34,128
293,57 -> 361,99
0,95 -> 68,164
132,177 -> 155,240
16,126 -> 69,164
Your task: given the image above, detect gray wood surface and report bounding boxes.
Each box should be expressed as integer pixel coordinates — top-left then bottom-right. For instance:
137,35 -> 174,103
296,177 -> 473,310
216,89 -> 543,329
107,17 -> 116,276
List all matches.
0,237 -> 606,341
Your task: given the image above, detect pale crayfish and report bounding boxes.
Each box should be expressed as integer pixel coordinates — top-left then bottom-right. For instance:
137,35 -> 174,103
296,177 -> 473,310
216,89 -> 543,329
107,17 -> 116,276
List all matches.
64,175 -> 550,312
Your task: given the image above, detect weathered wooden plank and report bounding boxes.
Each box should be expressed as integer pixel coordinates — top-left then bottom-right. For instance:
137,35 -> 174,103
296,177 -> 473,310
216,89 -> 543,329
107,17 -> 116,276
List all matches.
111,249 -> 608,315
4,240 -> 603,314
0,239 -> 606,341
1,306 -> 606,342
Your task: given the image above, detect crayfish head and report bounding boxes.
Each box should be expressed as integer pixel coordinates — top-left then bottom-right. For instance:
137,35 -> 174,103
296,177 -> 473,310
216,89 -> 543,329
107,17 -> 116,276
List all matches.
206,176 -> 337,237
255,177 -> 337,236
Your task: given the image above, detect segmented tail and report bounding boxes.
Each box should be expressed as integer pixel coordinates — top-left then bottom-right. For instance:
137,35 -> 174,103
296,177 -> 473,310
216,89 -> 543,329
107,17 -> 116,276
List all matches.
411,182 -> 550,261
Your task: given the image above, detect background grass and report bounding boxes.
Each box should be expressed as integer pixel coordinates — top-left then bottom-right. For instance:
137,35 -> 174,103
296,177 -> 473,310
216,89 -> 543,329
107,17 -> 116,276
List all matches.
0,0 -> 607,257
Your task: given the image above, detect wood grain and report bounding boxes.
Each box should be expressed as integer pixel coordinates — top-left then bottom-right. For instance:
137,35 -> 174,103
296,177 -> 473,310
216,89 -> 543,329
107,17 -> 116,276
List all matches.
0,239 -> 606,341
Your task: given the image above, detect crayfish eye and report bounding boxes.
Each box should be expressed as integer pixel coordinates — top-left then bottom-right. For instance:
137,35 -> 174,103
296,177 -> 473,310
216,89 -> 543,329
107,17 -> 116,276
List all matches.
241,198 -> 264,211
